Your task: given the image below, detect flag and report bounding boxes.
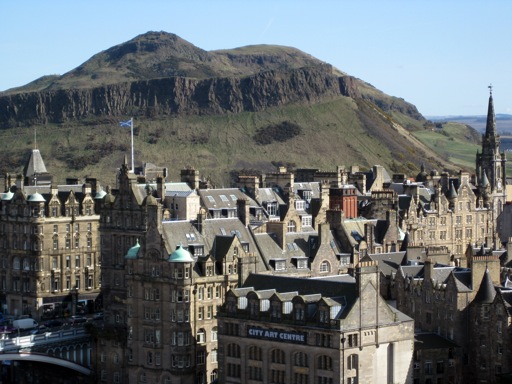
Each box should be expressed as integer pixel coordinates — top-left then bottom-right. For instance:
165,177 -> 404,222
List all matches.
120,119 -> 132,128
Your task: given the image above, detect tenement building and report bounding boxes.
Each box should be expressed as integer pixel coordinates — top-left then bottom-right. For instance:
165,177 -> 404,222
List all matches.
96,160 -> 267,384
0,148 -> 102,319
217,262 -> 414,384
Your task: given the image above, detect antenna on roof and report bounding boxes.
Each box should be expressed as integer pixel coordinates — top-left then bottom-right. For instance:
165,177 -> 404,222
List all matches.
488,83 -> 493,95
34,128 -> 37,149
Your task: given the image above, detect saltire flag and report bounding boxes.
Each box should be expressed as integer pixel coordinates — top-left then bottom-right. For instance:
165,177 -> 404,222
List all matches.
120,119 -> 132,128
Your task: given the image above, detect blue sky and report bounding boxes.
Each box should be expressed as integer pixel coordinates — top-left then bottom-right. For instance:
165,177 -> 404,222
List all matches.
1,1 -> 511,116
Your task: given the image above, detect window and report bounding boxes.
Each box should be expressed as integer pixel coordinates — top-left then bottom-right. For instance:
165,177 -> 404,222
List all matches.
197,329 -> 205,344
294,352 -> 308,367
295,305 -> 305,321
249,366 -> 263,381
317,355 -> 332,370
249,346 -> 262,361
319,309 -> 329,323
348,334 -> 358,347
302,216 -> 312,227
197,351 -> 206,365
287,220 -> 296,233
320,261 -> 331,273
210,349 -> 217,363
227,343 -> 241,358
271,349 -> 285,364
227,363 -> 241,378
347,354 -> 358,370
197,307 -> 204,320
270,369 -> 285,384
198,287 -> 204,300
211,327 -> 218,341
75,255 -> 80,268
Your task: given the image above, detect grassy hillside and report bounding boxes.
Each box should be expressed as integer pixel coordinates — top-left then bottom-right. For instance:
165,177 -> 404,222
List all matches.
0,96 -> 455,188
412,122 -> 480,172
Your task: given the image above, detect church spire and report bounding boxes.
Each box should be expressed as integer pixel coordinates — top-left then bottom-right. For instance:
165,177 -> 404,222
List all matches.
485,84 -> 496,137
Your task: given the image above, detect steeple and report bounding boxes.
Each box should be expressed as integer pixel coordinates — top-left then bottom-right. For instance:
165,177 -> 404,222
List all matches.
23,148 -> 52,186
485,85 -> 496,138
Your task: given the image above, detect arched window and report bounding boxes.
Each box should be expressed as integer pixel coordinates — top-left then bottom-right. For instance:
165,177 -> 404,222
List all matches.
294,352 -> 308,367
210,370 -> 218,383
248,345 -> 262,361
287,220 -> 296,233
317,355 -> 333,370
320,261 -> 331,273
197,329 -> 206,344
271,348 -> 285,364
347,354 -> 358,370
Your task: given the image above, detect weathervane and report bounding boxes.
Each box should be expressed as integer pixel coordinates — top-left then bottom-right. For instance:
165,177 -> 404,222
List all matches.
488,84 -> 493,95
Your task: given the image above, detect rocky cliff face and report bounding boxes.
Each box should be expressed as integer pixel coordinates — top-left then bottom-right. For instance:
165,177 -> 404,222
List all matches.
0,64 -> 421,127
0,65 -> 341,126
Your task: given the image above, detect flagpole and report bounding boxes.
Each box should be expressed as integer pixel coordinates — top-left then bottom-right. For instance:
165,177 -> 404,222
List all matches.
130,117 -> 134,173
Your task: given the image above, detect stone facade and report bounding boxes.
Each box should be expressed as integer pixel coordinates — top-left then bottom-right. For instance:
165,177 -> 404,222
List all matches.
217,262 -> 414,384
0,149 -> 102,320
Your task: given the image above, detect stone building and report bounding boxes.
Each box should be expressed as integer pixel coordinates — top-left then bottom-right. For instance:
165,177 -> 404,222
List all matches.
0,149 -> 102,319
394,253 -> 504,383
96,160 -> 266,383
217,262 -> 414,384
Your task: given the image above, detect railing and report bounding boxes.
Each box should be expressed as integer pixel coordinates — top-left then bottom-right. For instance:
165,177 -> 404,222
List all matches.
0,327 -> 87,352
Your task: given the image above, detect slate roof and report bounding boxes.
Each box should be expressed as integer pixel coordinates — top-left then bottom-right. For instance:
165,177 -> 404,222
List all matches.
292,182 -> 321,199
254,187 -> 285,205
473,269 -> 496,304
244,273 -> 357,299
23,149 -> 48,178
198,188 -> 259,211
160,217 -> 265,272
415,332 -> 460,349
252,226 -> 341,273
368,252 -> 407,276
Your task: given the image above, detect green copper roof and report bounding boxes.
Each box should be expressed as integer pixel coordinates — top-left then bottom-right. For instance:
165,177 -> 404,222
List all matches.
28,192 -> 46,203
125,240 -> 140,259
1,191 -> 13,201
168,245 -> 194,263
95,189 -> 107,199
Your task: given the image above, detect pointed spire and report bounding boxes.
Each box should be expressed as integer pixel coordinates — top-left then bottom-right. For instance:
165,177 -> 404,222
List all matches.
485,84 -> 496,137
481,170 -> 490,188
447,180 -> 458,200
473,268 -> 496,304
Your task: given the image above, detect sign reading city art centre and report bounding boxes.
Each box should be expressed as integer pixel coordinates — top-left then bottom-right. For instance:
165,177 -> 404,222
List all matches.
247,326 -> 307,344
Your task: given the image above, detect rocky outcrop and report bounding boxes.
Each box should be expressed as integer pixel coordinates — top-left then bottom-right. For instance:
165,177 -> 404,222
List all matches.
0,64 -> 347,127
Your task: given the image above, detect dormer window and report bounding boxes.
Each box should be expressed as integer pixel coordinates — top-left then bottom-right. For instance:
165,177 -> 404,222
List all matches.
295,200 -> 305,210
271,301 -> 281,321
319,308 -> 329,323
249,300 -> 259,317
294,305 -> 305,321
